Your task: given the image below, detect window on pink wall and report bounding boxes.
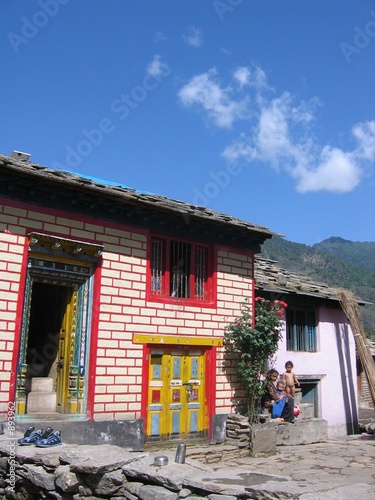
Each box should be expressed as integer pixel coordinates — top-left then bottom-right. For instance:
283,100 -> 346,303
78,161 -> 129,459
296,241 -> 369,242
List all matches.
286,307 -> 317,352
150,236 -> 214,304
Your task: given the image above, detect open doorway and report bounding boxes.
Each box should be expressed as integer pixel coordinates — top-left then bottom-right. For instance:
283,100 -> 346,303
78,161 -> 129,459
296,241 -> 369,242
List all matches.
17,268 -> 91,417
16,233 -> 102,418
300,379 -> 319,418
25,282 -> 74,414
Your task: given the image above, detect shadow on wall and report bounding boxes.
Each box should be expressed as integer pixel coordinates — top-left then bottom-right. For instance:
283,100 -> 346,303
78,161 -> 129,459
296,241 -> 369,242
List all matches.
222,345 -> 248,416
335,321 -> 358,434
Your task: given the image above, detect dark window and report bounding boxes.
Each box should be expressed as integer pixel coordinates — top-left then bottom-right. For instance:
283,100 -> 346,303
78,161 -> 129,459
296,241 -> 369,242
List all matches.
286,308 -> 317,352
150,237 -> 211,302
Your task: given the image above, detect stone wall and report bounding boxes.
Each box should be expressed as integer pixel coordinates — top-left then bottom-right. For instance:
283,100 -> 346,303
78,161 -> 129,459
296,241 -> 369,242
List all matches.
0,441 -> 269,500
225,413 -> 328,456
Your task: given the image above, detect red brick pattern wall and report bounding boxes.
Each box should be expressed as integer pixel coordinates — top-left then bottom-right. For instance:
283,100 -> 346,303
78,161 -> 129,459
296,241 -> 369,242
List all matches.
215,249 -> 253,413
0,199 -> 253,420
0,205 -> 27,414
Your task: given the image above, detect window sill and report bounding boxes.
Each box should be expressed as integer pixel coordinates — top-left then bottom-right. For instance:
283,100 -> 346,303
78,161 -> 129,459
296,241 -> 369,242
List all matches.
147,294 -> 216,308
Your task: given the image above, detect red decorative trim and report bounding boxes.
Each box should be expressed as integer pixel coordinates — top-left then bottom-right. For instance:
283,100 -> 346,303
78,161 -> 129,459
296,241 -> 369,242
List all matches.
140,343 -> 150,427
0,197 -> 148,243
86,260 -> 103,420
206,346 -> 216,440
9,239 -> 29,404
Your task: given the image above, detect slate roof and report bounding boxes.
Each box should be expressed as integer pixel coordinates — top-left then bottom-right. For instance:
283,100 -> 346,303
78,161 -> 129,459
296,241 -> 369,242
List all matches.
254,256 -> 342,302
1,154 -> 368,306
254,256 -> 371,306
0,154 -> 278,242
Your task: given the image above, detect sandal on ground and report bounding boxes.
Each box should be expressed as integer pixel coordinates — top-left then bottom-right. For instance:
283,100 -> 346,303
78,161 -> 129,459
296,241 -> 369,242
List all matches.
35,430 -> 62,448
18,428 -> 43,445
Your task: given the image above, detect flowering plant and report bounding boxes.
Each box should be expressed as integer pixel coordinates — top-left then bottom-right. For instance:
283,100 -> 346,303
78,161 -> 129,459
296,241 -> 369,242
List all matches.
224,297 -> 287,425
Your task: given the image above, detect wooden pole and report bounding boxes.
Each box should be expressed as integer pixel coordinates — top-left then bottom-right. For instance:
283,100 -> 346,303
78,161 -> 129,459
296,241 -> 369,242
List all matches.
338,289 -> 375,408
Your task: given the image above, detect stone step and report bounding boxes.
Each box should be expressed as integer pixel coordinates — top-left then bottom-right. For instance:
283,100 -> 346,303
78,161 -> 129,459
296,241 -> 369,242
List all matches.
30,377 -> 54,392
296,403 -> 314,419
27,392 -> 57,413
276,418 -> 328,446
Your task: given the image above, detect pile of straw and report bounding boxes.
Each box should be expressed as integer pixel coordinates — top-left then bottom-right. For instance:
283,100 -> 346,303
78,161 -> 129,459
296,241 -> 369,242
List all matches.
338,289 -> 375,408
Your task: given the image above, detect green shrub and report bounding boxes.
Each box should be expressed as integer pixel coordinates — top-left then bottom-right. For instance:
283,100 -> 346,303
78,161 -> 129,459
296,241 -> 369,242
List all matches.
224,298 -> 286,424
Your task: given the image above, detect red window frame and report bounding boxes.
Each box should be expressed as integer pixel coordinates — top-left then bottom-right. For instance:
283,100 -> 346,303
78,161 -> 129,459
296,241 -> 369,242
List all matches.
147,235 -> 216,307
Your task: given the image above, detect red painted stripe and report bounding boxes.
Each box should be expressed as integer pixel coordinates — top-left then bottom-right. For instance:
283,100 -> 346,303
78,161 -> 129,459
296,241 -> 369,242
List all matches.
86,260 -> 103,420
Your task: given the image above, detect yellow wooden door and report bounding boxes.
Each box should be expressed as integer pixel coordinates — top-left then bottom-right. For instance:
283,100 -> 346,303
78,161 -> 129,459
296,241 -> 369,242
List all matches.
56,288 -> 74,412
147,349 -> 206,439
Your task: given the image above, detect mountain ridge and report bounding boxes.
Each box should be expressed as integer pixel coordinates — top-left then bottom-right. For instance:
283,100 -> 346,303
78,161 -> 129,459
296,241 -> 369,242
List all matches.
261,236 -> 375,339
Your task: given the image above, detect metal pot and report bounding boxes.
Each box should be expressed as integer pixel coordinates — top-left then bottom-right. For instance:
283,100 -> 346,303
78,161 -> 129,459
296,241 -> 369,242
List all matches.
154,455 -> 168,466
175,443 -> 186,463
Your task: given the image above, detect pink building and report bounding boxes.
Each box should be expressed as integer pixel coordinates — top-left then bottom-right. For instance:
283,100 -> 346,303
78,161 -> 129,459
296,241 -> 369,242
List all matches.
0,154 -> 358,446
255,258 -> 358,437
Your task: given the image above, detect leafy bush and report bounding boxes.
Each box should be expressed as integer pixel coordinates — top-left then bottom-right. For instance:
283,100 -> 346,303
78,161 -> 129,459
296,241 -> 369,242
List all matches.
224,298 -> 286,424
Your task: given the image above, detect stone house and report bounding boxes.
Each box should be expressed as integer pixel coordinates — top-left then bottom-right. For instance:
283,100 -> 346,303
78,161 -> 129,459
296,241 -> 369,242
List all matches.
0,153 -> 358,446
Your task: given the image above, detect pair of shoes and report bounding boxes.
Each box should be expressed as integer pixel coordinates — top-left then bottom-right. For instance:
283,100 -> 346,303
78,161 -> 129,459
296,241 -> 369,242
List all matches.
23,426 -> 35,437
35,430 -> 62,448
18,427 -> 54,446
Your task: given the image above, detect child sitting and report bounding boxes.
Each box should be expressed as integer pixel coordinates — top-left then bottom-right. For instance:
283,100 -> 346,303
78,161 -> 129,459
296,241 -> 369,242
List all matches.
276,379 -> 287,396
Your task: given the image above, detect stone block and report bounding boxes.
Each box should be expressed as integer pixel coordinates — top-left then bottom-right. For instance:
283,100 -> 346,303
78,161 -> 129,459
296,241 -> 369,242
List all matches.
211,414 -> 228,444
276,418 -> 328,446
298,403 -> 314,419
27,391 -> 56,413
31,377 -> 54,392
251,423 -> 277,457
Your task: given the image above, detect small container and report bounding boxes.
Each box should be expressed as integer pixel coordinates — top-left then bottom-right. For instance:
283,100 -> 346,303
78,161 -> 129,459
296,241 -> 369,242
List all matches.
154,455 -> 168,466
174,443 -> 186,463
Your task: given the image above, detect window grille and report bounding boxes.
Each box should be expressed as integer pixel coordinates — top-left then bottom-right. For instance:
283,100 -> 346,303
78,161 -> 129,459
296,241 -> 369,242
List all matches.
151,237 -> 211,302
194,245 -> 207,300
170,241 -> 190,298
151,238 -> 164,295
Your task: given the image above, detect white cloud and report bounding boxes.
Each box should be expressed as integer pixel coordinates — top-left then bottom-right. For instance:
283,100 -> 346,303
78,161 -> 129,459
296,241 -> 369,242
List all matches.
255,94 -> 294,166
224,92 -> 370,193
352,120 -> 375,161
146,55 -> 169,78
183,27 -> 203,48
178,69 -> 249,128
234,66 -> 269,91
295,147 -> 361,193
222,133 -> 257,163
223,92 -> 313,171
233,67 -> 250,88
179,64 -> 375,194
153,32 -> 168,43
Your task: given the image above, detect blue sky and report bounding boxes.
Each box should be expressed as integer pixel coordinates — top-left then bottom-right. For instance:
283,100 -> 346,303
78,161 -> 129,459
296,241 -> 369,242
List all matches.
1,0 -> 375,245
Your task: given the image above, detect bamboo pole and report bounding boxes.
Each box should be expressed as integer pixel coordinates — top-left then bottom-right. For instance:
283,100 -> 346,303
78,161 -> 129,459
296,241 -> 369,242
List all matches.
338,289 -> 375,408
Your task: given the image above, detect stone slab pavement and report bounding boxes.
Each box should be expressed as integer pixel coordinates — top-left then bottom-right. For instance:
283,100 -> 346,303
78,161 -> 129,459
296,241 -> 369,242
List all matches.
209,434 -> 375,499
1,431 -> 375,499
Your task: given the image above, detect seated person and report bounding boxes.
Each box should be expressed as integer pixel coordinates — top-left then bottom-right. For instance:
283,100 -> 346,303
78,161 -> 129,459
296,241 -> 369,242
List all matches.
276,379 -> 286,396
262,369 -> 295,423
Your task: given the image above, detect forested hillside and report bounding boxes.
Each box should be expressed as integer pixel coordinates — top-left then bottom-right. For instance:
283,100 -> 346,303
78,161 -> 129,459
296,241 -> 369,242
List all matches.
261,236 -> 375,340
313,237 -> 375,274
